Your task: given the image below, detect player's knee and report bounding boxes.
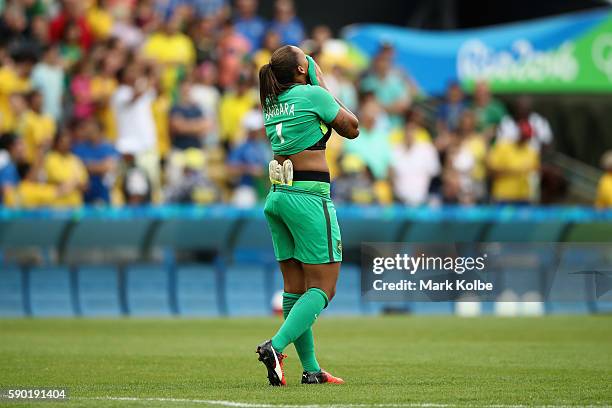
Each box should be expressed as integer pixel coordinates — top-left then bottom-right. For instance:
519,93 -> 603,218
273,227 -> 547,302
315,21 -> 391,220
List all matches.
284,284 -> 306,294
325,286 -> 336,302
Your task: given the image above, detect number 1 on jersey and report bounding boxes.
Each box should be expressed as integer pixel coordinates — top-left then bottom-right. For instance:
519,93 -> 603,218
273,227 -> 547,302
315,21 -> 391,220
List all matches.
276,122 -> 284,144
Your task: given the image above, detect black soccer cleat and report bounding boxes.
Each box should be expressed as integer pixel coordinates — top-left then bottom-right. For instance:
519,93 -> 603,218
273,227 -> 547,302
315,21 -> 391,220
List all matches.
301,369 -> 344,384
256,340 -> 287,386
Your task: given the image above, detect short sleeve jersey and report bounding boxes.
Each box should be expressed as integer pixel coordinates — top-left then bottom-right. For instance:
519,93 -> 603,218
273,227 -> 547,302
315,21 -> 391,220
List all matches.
262,84 -> 340,156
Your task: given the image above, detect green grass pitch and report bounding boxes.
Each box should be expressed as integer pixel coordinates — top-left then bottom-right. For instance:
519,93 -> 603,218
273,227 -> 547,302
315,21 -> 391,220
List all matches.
0,316 -> 611,407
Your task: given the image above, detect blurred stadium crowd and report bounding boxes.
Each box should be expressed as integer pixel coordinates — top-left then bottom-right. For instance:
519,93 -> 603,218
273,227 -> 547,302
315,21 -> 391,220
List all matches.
0,0 -> 611,209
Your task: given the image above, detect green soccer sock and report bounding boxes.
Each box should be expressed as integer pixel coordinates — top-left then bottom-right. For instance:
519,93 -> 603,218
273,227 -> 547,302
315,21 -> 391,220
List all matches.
281,292 -> 321,373
271,288 -> 328,357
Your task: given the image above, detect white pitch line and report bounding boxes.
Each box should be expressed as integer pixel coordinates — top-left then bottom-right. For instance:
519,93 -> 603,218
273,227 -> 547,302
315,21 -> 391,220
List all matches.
79,397 -> 612,408
83,398 -> 449,408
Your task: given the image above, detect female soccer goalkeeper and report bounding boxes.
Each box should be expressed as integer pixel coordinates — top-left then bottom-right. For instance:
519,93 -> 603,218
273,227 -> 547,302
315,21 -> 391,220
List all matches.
256,45 -> 359,386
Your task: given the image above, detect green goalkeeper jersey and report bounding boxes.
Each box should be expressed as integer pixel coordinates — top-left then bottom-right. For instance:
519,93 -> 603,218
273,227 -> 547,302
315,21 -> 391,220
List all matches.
263,84 -> 340,156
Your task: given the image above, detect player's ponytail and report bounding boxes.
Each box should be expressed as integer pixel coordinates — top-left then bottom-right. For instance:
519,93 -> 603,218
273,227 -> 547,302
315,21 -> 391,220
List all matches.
259,45 -> 299,107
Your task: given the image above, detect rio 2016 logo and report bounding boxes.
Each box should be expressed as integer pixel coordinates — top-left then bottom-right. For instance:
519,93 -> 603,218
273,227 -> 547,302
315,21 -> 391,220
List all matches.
592,33 -> 612,81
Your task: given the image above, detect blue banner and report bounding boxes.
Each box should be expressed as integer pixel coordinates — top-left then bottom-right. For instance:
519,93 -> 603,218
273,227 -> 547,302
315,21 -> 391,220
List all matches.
343,9 -> 612,95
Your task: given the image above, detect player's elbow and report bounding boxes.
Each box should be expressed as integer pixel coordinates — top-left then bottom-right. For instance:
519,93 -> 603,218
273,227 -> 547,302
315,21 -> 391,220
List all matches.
342,117 -> 359,139
346,125 -> 359,139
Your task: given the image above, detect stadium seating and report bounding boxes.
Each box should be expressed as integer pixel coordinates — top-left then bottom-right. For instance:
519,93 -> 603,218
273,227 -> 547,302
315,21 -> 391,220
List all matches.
225,263 -> 269,316
482,221 -> 566,242
64,219 -> 154,260
325,263 -> 363,315
401,221 -> 486,242
565,223 -> 612,242
124,264 -> 172,316
154,216 -> 237,253
0,219 -> 68,262
29,266 -> 74,317
77,265 -> 122,317
176,264 -> 219,316
338,216 -> 405,249
0,266 -> 25,317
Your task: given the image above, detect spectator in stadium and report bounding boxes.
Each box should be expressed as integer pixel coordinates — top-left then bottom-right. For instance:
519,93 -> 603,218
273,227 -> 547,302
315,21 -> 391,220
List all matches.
70,59 -> 96,119
216,19 -> 251,89
360,44 -> 413,126
189,62 -> 220,140
253,30 -> 282,71
487,129 -> 539,205
111,61 -> 160,192
72,118 -> 118,205
0,133 -> 23,206
471,80 -> 507,138
86,0 -> 114,41
20,90 -> 55,164
0,3 -> 28,41
164,148 -> 220,204
332,154 -> 380,205
401,106 -> 432,144
218,72 -> 257,150
389,118 -> 440,206
170,80 -> 210,150
14,161 -> 80,208
189,16 -> 218,63
0,50 -> 34,133
342,95 -> 391,180
234,0 -> 267,50
44,129 -> 89,207
91,56 -> 120,142
49,0 -> 93,51
444,110 -> 487,204
497,95 -> 553,152
227,109 -> 271,207
325,65 -> 358,113
436,80 -> 466,134
110,5 -> 145,49
595,150 -> 612,209
30,44 -> 65,122
142,13 -> 196,91
120,154 -> 152,206
269,0 -> 305,46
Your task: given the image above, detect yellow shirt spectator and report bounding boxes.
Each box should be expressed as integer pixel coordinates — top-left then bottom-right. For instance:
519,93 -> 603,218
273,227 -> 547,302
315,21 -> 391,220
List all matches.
143,32 -> 196,65
87,6 -> 114,40
0,67 -> 31,133
390,125 -> 431,145
464,134 -> 487,182
143,32 -> 196,92
44,151 -> 89,207
153,93 -> 171,158
17,181 -> 60,208
219,89 -> 256,145
488,141 -> 539,202
253,49 -> 272,72
595,173 -> 612,209
21,110 -> 56,163
91,75 -> 118,140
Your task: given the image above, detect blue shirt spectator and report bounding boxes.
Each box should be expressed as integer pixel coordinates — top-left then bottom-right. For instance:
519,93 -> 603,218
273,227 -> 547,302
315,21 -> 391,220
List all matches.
72,120 -> 118,204
270,0 -> 304,45
170,81 -> 209,150
0,134 -> 22,205
436,81 -> 467,133
234,0 -> 267,49
235,16 -> 267,49
156,0 -> 227,19
227,110 -> 271,187
170,105 -> 206,149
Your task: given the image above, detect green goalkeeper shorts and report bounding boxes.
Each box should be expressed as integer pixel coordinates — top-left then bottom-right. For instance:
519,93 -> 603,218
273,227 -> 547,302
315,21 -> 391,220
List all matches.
264,181 -> 342,264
